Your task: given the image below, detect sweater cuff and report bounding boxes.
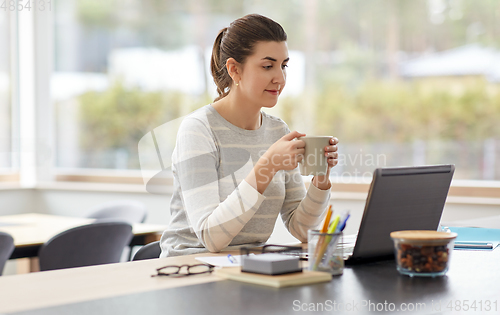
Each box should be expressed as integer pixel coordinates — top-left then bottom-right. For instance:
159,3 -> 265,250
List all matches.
239,179 -> 266,211
307,180 -> 331,204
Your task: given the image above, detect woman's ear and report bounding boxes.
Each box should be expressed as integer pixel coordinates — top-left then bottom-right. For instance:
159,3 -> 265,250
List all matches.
226,58 -> 241,83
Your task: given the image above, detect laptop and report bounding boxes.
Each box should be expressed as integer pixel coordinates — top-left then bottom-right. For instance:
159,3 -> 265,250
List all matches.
343,164 -> 455,264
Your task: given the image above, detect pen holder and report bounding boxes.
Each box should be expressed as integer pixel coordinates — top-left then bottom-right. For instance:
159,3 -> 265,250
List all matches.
308,230 -> 343,275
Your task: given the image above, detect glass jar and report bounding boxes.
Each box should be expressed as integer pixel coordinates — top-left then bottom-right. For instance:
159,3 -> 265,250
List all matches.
390,230 -> 457,277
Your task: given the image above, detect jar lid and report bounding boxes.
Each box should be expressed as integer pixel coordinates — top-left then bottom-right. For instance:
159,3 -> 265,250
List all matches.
390,230 -> 457,240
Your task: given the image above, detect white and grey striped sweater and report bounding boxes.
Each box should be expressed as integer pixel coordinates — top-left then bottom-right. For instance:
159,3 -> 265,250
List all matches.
159,104 -> 330,257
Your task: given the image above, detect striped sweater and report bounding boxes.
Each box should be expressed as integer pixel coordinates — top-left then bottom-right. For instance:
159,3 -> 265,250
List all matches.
159,104 -> 330,257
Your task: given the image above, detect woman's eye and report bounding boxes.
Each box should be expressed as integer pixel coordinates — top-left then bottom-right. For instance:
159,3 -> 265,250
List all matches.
263,65 -> 272,69
282,64 -> 288,69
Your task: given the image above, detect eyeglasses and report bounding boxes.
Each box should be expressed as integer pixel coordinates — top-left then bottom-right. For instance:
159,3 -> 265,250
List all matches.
152,264 -> 214,278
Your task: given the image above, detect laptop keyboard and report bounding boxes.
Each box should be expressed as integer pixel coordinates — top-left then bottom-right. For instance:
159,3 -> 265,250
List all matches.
341,234 -> 357,259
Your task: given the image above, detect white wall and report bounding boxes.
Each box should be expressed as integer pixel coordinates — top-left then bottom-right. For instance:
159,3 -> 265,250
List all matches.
0,187 -> 170,223
0,188 -> 38,215
36,189 -> 171,224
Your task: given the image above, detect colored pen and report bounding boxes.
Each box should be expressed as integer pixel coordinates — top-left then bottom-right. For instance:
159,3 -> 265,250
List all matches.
337,212 -> 351,233
454,242 -> 494,249
312,206 -> 333,269
319,234 -> 343,269
321,206 -> 333,233
227,254 -> 237,264
327,215 -> 340,234
313,215 -> 340,270
319,213 -> 350,269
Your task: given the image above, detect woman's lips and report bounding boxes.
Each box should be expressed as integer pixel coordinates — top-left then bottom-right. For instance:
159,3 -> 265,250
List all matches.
265,89 -> 279,95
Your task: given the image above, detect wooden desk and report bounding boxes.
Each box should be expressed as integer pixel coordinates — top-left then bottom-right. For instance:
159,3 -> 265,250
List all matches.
0,252 -> 226,314
0,213 -> 167,260
0,248 -> 499,314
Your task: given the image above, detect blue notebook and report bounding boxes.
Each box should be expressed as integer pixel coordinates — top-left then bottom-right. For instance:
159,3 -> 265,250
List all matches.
448,227 -> 500,250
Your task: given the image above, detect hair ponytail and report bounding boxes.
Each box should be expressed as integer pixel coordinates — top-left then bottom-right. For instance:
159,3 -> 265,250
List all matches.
209,14 -> 287,102
210,28 -> 230,101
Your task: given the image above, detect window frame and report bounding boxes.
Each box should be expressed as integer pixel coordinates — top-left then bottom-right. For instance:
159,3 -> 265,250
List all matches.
8,6 -> 55,186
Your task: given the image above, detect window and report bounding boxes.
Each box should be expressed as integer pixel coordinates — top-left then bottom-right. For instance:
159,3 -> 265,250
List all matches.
52,0 -> 499,183
0,10 -> 15,177
53,0 -> 208,171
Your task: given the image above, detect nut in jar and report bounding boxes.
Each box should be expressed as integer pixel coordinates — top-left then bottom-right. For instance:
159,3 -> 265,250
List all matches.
390,230 -> 457,277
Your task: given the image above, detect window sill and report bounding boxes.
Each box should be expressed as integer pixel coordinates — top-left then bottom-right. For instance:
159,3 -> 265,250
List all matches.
36,181 -> 153,194
328,179 -> 500,199
0,172 -> 20,183
55,169 -> 147,185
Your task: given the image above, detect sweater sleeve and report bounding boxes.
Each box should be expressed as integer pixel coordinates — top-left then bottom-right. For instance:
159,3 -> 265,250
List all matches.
173,117 -> 266,252
279,168 -> 331,242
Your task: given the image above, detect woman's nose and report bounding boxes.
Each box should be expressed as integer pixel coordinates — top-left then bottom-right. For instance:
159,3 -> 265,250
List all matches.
273,68 -> 286,85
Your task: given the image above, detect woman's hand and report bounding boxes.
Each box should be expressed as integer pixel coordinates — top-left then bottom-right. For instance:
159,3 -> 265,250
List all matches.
325,137 -> 339,169
312,137 -> 339,190
259,131 -> 306,174
248,131 -> 305,194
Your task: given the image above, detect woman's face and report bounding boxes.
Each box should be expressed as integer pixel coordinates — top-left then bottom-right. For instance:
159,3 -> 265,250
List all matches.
238,41 -> 289,108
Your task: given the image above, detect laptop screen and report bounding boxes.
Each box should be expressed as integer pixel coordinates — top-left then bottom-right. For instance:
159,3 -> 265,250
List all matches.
348,165 -> 455,262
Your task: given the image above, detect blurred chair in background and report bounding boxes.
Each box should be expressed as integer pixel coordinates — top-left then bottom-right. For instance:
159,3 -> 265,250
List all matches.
86,200 -> 148,261
38,222 -> 133,271
132,241 -> 161,261
0,232 -> 15,276
86,200 -> 147,224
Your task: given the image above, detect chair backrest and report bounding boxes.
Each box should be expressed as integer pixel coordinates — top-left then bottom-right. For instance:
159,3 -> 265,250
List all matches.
86,200 -> 147,224
0,232 -> 14,276
132,241 -> 161,261
38,222 -> 133,271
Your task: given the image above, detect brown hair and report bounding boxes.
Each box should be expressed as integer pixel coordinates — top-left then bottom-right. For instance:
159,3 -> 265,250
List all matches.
210,14 -> 287,101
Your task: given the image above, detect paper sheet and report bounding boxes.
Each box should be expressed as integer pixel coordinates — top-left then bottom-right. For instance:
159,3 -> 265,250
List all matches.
195,255 -> 244,267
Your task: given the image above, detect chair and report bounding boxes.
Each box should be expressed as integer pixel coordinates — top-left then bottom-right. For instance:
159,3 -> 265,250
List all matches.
0,232 -> 15,276
38,222 -> 133,271
86,200 -> 147,261
86,200 -> 147,224
132,241 -> 161,261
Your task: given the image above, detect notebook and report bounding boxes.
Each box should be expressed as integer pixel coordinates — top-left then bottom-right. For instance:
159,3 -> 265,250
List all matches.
448,226 -> 500,250
344,164 -> 455,264
214,267 -> 332,288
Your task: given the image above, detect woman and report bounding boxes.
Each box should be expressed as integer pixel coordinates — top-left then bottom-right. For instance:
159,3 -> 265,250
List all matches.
160,14 -> 339,257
